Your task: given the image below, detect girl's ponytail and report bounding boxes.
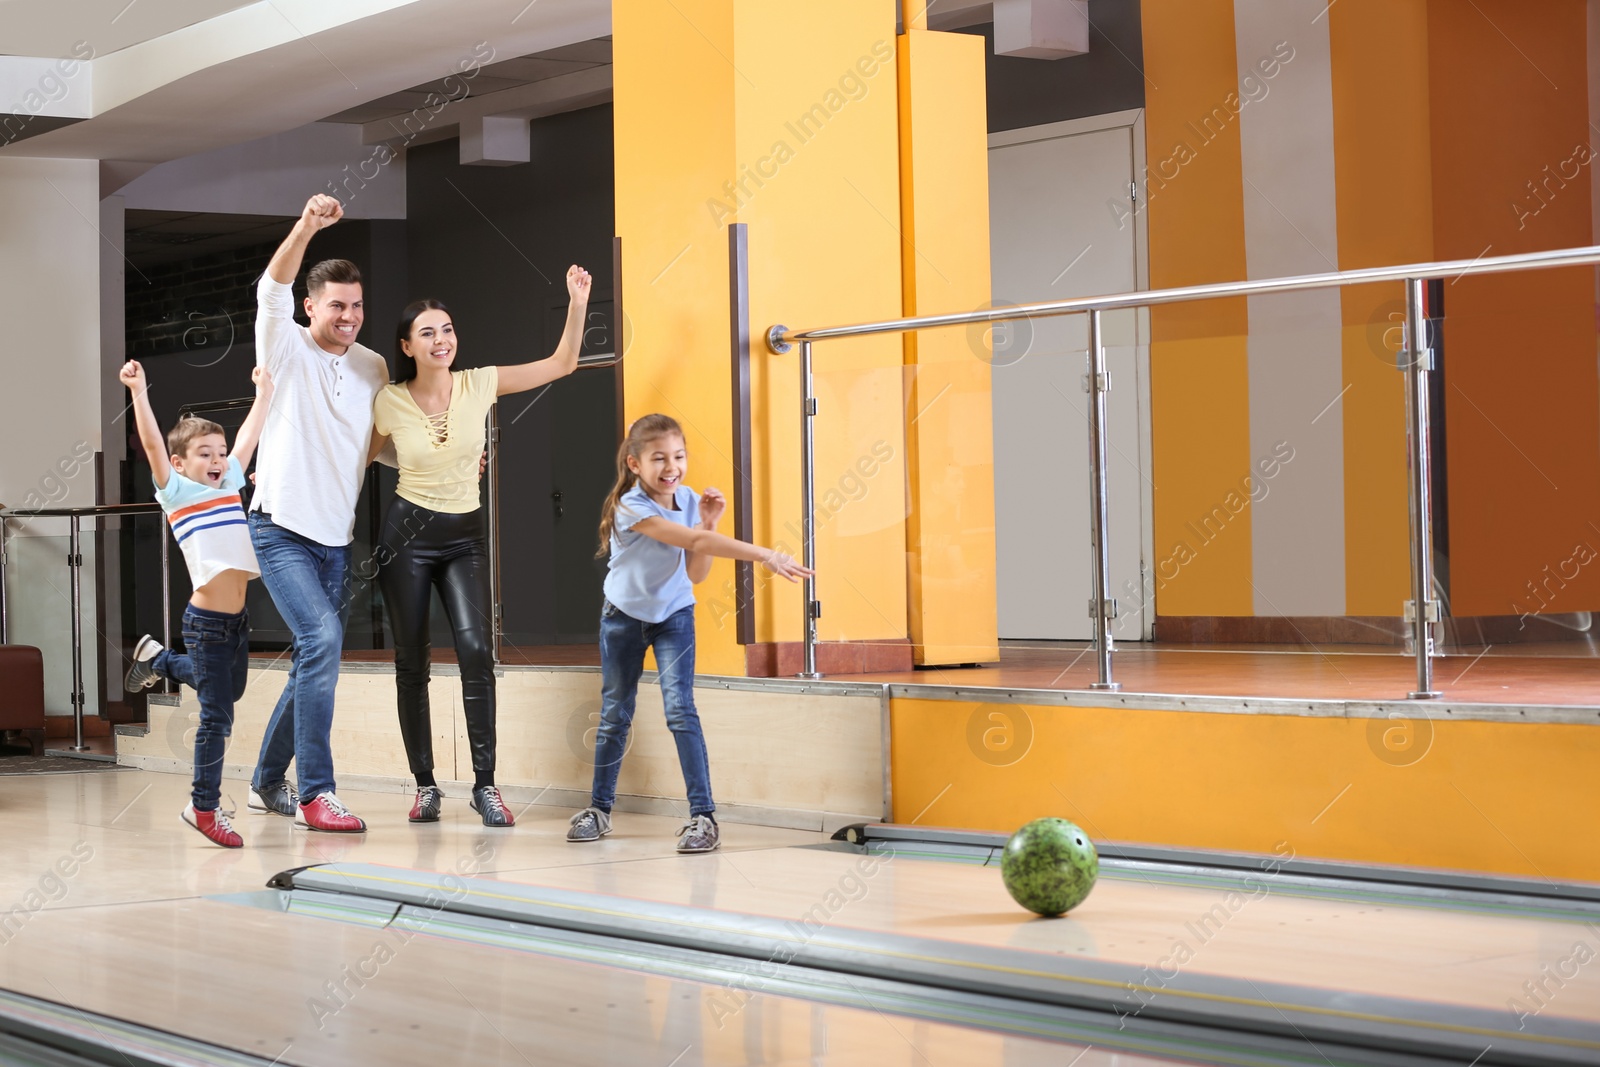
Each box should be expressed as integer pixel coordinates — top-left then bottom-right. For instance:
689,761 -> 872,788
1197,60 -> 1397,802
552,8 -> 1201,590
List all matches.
596,438 -> 637,557
596,413 -> 683,557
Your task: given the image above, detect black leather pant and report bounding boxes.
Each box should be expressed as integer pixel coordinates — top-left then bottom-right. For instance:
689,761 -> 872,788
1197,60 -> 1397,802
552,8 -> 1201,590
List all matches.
378,498 -> 496,780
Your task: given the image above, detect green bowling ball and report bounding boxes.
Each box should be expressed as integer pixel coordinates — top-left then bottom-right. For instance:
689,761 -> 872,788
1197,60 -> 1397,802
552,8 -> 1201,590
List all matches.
1001,817 -> 1098,917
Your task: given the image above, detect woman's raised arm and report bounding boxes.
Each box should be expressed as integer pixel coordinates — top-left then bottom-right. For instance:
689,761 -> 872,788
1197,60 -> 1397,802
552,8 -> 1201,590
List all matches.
496,265 -> 593,396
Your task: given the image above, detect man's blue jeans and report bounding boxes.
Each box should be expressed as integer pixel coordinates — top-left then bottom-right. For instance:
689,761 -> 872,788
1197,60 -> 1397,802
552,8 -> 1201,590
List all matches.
153,604 -> 248,811
591,602 -> 714,817
249,512 -> 350,803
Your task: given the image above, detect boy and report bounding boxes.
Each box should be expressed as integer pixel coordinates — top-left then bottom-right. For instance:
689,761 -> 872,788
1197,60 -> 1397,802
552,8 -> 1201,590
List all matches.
120,359 -> 272,848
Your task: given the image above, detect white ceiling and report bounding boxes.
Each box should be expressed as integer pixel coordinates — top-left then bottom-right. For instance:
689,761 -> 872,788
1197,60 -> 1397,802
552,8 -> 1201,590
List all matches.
321,37 -> 611,126
0,0 -> 611,165
0,0 -> 259,59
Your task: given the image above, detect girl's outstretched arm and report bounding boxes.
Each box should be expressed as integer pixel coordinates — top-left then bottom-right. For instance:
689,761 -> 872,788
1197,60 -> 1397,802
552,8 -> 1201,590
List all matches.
230,367 -> 274,470
631,516 -> 812,583
495,265 -> 593,396
684,487 -> 726,582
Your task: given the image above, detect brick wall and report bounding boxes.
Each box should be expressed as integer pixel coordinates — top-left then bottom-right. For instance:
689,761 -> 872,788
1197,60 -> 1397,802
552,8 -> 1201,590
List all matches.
125,242 -> 279,359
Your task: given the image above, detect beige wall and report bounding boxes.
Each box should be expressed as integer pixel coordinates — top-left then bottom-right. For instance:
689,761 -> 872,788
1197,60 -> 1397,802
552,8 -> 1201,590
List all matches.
0,156 -> 103,716
119,666 -> 889,831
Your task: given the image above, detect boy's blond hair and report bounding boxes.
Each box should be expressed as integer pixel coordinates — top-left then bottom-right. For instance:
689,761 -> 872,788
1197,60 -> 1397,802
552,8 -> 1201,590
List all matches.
166,416 -> 226,460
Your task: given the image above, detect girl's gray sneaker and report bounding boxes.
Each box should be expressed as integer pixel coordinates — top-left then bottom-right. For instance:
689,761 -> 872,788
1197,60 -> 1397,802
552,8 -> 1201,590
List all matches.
676,814 -> 719,853
567,806 -> 612,842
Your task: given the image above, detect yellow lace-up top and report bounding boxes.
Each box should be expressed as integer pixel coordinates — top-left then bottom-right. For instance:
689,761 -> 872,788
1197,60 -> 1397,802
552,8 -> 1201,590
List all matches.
372,366 -> 498,514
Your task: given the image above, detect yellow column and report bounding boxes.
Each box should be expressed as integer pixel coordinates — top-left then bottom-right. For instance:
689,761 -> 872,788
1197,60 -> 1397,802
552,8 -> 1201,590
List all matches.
614,1 -> 910,675
896,29 -> 1000,665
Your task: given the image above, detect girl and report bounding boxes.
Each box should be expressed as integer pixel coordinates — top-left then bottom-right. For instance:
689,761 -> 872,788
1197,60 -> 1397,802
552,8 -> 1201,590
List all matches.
567,414 -> 811,853
369,264 -> 592,827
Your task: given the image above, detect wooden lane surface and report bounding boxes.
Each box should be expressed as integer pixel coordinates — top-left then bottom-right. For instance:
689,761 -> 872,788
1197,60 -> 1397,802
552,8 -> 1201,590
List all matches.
0,769 -> 823,912
6,769 -> 1594,1059
482,845 -> 1600,1025
0,769 -> 1159,1065
0,899 -> 1154,1067
11,768 -> 1596,1026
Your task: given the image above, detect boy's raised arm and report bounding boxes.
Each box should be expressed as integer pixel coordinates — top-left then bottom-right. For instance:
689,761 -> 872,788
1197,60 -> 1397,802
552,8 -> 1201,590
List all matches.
119,361 -> 172,490
230,367 -> 274,471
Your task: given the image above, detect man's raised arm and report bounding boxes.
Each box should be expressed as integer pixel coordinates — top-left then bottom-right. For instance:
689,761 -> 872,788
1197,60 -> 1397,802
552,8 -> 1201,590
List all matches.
267,194 -> 343,285
258,194 -> 344,371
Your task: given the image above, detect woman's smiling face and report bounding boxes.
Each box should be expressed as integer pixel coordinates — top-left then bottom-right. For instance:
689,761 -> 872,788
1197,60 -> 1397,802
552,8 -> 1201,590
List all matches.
403,309 -> 457,371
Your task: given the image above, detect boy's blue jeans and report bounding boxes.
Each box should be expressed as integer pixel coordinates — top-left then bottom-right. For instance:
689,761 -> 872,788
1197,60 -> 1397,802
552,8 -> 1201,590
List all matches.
248,511 -> 351,803
153,604 -> 249,811
591,602 -> 714,817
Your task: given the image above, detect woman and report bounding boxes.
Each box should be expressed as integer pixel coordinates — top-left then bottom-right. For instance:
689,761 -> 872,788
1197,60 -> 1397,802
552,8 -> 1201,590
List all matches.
370,264 -> 591,826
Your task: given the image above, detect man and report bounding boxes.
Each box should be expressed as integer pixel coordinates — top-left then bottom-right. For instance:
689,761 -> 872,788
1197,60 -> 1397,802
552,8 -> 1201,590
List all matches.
246,193 -> 388,832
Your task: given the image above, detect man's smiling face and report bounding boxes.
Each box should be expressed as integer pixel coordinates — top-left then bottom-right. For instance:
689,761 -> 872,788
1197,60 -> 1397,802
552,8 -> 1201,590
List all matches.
305,281 -> 364,355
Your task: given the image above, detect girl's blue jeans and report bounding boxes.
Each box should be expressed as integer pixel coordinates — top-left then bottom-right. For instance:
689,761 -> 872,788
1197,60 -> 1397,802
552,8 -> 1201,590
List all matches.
591,602 -> 714,817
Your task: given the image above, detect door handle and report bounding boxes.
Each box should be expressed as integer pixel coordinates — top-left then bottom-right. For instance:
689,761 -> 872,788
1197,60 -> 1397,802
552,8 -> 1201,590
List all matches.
552,489 -> 563,520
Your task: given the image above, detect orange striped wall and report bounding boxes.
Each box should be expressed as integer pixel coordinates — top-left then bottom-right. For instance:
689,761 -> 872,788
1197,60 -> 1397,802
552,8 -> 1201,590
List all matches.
1427,0 -> 1600,619
1143,0 -> 1600,622
1328,2 -> 1431,616
1142,0 -> 1254,616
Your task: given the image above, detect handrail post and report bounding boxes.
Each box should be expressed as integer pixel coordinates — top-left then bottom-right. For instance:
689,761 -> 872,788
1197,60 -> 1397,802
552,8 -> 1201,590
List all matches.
0,515 -> 8,645
799,339 -> 821,679
1403,277 -> 1441,699
69,513 -> 88,751
159,516 -> 173,695
487,407 -> 502,665
1087,309 -> 1120,691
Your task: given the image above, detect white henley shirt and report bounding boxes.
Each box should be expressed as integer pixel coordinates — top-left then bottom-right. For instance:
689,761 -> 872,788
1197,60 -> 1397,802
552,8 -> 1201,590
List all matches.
251,275 -> 389,546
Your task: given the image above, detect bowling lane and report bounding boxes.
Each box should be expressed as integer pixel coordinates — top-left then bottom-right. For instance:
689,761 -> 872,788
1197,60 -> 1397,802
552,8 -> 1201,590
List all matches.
0,768 -> 822,911
0,897 -> 1193,1067
482,841 -> 1600,1024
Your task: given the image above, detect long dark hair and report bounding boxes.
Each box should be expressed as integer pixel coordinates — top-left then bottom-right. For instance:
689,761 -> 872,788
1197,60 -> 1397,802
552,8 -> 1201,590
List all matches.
394,298 -> 451,383
596,414 -> 684,557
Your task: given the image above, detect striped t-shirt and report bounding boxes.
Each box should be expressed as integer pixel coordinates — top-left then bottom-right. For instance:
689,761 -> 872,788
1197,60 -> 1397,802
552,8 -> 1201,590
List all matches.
154,456 -> 260,590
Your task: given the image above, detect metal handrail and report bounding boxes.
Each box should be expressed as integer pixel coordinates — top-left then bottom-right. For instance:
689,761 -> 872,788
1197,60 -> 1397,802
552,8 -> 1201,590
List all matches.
0,501 -> 171,753
2,503 -> 166,518
768,244 -> 1600,346
767,242 -> 1600,698
178,396 -> 254,419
